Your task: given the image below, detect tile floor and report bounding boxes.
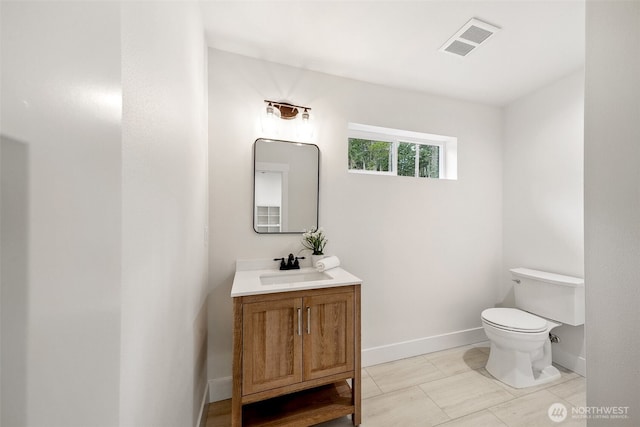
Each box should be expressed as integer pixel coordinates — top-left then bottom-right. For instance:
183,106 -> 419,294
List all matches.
206,343 -> 586,427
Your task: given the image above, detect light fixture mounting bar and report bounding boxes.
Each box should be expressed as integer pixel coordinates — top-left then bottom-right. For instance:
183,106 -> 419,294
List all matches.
264,100 -> 311,120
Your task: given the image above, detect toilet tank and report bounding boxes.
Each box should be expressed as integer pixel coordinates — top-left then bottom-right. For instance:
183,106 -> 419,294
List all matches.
511,268 -> 585,326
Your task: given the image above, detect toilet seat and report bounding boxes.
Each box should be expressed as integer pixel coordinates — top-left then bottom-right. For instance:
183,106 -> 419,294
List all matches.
481,308 -> 547,333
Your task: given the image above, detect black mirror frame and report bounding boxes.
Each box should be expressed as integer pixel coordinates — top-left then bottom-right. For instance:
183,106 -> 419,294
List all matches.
252,138 -> 319,234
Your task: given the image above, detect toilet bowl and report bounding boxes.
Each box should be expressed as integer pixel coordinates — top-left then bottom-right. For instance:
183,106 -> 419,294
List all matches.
482,307 -> 561,388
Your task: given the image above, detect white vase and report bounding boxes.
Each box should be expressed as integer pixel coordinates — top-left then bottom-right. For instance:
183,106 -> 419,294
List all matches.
311,254 -> 326,268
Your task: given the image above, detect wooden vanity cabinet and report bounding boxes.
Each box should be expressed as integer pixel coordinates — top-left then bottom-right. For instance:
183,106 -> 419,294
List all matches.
232,285 -> 361,426
241,297 -> 303,395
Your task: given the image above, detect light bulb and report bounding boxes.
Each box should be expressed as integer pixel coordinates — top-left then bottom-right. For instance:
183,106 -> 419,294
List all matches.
297,109 -> 314,141
261,103 -> 279,137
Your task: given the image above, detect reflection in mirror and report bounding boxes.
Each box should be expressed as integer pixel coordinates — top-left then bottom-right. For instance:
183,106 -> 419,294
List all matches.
254,139 -> 319,234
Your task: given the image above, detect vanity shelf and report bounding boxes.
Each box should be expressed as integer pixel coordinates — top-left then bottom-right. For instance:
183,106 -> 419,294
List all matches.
232,284 -> 361,426
242,381 -> 354,427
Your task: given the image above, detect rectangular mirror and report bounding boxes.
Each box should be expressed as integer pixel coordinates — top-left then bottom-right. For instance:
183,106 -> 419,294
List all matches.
253,138 -> 319,233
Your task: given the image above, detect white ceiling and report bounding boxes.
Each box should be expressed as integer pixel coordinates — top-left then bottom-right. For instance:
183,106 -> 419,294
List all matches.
200,1 -> 585,107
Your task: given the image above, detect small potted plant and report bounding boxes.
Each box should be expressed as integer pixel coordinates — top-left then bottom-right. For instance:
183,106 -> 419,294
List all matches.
302,227 -> 328,265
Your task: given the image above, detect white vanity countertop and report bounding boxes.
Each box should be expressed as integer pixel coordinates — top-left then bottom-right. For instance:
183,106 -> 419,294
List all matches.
231,259 -> 362,297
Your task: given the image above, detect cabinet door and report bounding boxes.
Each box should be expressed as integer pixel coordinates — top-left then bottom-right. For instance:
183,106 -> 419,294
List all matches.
303,291 -> 354,381
242,298 -> 303,395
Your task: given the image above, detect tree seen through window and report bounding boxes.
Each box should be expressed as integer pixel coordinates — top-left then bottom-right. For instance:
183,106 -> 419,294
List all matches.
348,138 -> 392,172
348,138 -> 440,178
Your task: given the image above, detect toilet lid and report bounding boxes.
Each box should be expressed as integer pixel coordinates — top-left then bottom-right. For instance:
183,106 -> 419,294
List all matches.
482,308 -> 547,333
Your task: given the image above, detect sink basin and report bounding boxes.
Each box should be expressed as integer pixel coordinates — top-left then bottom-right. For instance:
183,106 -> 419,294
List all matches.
260,270 -> 332,286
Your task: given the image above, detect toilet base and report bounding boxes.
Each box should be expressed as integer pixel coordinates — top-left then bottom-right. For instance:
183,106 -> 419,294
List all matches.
485,343 -> 561,389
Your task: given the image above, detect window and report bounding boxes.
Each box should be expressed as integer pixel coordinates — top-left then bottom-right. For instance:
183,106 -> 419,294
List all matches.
397,142 -> 440,178
348,139 -> 393,173
347,123 -> 457,179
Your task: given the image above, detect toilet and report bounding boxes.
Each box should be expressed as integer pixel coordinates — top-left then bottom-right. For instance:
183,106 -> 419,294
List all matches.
481,268 -> 584,389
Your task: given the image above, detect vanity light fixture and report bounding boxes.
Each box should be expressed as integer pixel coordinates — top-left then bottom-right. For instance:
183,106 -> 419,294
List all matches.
264,100 -> 311,121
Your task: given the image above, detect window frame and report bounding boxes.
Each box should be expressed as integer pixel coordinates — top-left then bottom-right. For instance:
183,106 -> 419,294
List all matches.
348,125 -> 446,179
347,130 -> 396,176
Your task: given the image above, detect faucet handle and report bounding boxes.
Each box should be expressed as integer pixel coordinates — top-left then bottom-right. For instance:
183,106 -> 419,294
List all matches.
292,256 -> 305,269
273,257 -> 286,270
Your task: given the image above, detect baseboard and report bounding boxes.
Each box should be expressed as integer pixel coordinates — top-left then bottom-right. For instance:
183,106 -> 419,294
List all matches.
208,376 -> 233,403
361,327 -> 488,367
196,383 -> 209,427
553,346 -> 586,377
207,327 -> 488,403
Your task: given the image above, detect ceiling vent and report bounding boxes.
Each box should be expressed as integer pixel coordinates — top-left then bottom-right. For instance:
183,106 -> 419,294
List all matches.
439,18 -> 501,57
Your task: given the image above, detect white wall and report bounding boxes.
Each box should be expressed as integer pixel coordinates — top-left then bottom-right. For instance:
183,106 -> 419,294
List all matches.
207,49 -> 503,396
585,2 -> 640,425
502,70 -> 585,374
1,3 -> 122,426
255,172 -> 282,206
120,2 -> 209,426
1,2 -> 209,426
